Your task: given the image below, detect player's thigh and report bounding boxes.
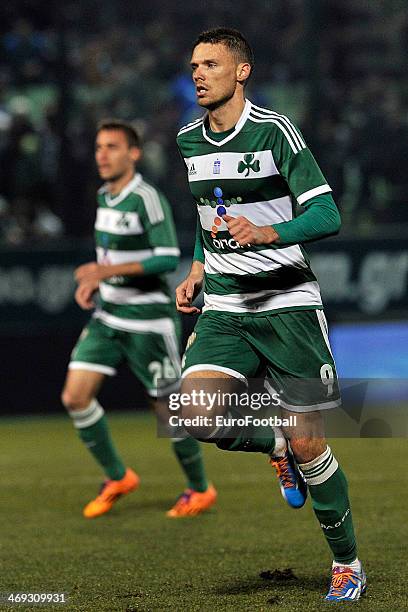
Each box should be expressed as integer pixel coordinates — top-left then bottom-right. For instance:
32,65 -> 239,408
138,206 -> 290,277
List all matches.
121,319 -> 181,399
69,318 -> 123,377
64,319 -> 123,408
181,312 -> 258,424
251,309 -> 341,412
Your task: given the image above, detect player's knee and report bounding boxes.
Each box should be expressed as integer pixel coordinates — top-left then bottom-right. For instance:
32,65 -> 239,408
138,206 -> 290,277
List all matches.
61,388 -> 93,412
290,437 -> 327,464
180,372 -> 238,440
179,403 -> 208,439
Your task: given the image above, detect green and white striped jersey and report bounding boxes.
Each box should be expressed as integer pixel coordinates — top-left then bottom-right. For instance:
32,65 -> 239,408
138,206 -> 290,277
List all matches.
177,99 -> 331,314
92,173 -> 180,332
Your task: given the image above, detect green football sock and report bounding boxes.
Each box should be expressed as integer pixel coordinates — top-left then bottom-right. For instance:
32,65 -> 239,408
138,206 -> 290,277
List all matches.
299,446 -> 357,564
172,437 -> 208,492
69,400 -> 126,481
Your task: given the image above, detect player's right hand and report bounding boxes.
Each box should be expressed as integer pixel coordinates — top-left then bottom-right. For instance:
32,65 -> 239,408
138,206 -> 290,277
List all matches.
75,280 -> 99,310
175,272 -> 203,314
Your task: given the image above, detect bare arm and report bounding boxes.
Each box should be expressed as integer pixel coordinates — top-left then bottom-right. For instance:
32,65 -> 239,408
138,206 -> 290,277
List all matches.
175,261 -> 204,314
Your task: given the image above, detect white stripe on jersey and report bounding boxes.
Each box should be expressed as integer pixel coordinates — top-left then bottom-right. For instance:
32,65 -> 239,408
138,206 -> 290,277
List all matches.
95,208 -> 144,235
96,247 -> 179,266
153,247 -> 180,256
135,181 -> 164,225
99,283 -> 170,305
185,150 -> 278,182
177,118 -> 204,136
250,103 -> 307,149
297,184 -> 331,204
203,245 -> 308,276
203,281 -> 322,314
198,195 -> 292,231
93,311 -> 177,334
97,247 -> 153,263
248,112 -> 306,155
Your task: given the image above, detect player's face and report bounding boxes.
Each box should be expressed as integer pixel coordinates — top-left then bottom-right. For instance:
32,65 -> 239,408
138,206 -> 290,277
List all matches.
95,129 -> 140,182
190,43 -> 243,109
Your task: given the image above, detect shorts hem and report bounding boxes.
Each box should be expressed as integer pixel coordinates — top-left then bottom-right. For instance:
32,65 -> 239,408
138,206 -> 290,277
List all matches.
69,361 -> 116,376
182,364 -> 247,382
147,380 -> 181,398
265,381 -> 341,412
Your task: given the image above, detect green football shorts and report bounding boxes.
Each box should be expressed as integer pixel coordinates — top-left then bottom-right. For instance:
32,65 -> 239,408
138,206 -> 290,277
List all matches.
69,317 -> 181,397
181,309 -> 341,412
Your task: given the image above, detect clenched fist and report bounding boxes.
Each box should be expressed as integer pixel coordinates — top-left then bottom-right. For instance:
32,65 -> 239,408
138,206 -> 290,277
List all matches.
223,214 -> 279,246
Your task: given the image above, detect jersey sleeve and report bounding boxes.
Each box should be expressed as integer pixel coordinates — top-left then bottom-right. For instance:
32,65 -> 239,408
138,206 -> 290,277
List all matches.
138,191 -> 180,255
272,192 -> 341,246
271,122 -> 331,205
193,215 -> 205,263
136,190 -> 180,275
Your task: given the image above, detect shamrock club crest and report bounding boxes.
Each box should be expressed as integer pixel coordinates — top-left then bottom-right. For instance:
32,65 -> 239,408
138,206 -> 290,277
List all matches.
238,153 -> 261,176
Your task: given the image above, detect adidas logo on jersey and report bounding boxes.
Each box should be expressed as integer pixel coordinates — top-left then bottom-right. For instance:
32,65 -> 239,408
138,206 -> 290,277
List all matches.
188,162 -> 197,176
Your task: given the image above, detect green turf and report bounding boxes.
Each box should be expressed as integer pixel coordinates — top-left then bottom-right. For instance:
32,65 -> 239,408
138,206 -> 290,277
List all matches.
1,413 -> 407,611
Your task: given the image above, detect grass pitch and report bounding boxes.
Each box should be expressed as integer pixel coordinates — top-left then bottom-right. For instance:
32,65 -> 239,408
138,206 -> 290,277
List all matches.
1,413 -> 407,611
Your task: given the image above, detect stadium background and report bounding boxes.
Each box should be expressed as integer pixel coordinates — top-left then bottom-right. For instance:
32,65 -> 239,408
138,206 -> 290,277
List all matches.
1,0 -> 407,413
1,3 -> 407,611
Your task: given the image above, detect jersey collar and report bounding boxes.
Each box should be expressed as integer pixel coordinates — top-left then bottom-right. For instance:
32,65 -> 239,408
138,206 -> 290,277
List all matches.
202,99 -> 251,147
103,173 -> 142,207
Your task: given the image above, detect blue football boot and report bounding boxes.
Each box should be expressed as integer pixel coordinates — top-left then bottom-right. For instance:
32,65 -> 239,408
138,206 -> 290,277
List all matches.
269,445 -> 307,509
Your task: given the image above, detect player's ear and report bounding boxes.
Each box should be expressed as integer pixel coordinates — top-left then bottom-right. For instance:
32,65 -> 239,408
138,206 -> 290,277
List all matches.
130,147 -> 142,163
237,62 -> 251,84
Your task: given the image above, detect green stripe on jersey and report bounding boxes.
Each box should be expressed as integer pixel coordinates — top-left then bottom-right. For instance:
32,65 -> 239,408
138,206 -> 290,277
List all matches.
205,267 -> 316,295
95,230 -> 152,252
98,300 -> 177,321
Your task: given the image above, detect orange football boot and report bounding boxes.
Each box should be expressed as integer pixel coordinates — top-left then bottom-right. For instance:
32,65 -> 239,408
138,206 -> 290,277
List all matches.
83,468 -> 140,518
166,484 -> 217,518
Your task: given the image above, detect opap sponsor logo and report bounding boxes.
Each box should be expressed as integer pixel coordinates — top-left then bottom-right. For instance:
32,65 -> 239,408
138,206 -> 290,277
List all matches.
320,508 -> 350,530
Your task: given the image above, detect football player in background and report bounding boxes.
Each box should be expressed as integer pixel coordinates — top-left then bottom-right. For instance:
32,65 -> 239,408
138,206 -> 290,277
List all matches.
62,120 -> 216,519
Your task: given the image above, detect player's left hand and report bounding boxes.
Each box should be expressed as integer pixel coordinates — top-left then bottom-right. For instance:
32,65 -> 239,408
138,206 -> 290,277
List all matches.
75,279 -> 100,310
223,214 -> 280,246
75,262 -> 109,283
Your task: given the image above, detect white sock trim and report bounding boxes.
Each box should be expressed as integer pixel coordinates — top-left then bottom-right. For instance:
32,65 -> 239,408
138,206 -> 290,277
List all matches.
69,399 -> 104,429
299,445 -> 339,485
333,558 -> 360,571
272,427 -> 287,457
299,445 -> 331,470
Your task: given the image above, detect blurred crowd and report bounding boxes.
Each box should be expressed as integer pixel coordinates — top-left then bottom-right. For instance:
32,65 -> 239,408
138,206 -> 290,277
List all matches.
0,0 -> 407,247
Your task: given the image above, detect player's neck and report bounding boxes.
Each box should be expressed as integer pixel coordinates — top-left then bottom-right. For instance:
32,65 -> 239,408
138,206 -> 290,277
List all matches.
107,169 -> 136,196
208,95 -> 246,133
